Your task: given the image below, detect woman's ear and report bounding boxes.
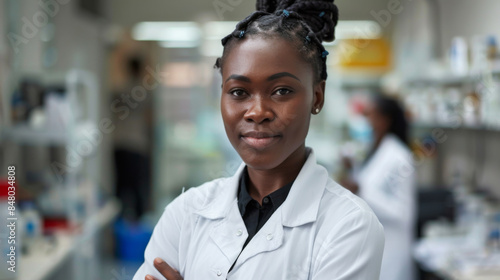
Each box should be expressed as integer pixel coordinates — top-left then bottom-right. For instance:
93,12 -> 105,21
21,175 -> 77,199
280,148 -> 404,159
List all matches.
312,80 -> 326,114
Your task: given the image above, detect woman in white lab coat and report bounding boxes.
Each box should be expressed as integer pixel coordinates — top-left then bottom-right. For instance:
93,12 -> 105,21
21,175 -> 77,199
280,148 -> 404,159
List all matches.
343,96 -> 416,280
134,1 -> 385,279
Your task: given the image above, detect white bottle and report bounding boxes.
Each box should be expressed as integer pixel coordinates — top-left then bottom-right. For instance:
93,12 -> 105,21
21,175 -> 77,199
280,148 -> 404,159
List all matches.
450,37 -> 469,76
21,201 -> 42,255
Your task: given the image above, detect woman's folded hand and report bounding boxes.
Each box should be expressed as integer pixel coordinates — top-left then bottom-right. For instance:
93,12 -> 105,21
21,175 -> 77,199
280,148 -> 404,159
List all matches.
145,257 -> 183,280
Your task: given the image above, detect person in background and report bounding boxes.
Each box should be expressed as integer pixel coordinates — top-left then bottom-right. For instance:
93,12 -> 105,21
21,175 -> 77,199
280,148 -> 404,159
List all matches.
112,56 -> 153,221
342,95 -> 417,280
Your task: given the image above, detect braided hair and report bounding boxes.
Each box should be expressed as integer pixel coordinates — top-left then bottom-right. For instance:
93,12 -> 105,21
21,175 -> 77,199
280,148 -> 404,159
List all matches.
214,0 -> 339,82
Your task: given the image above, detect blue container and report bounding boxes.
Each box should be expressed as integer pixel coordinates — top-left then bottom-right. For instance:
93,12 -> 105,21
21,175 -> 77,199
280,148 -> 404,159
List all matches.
114,218 -> 153,262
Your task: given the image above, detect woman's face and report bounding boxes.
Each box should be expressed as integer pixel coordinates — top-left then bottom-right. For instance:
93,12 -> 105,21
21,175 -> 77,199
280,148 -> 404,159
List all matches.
364,102 -> 389,143
220,36 -> 325,170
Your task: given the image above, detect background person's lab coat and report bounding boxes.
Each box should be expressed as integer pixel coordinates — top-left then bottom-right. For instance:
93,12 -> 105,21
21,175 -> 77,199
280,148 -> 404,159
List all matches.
133,149 -> 385,280
355,133 -> 416,280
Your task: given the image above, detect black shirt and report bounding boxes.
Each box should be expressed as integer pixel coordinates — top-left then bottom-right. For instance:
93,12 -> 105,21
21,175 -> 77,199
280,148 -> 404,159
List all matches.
228,167 -> 294,273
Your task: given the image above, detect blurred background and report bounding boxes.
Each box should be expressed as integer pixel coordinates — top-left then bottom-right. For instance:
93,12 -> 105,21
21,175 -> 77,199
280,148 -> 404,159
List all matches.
1,0 -> 500,279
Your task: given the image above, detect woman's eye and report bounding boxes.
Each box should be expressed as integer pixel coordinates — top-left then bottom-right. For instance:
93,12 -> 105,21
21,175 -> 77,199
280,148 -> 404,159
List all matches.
230,89 -> 246,97
275,88 -> 292,96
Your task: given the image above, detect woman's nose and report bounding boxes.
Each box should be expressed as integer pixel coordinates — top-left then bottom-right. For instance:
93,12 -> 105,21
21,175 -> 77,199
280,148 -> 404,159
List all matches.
244,97 -> 275,124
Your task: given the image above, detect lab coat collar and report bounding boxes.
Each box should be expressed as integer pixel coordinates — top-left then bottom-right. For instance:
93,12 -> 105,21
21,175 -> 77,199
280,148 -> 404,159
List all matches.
280,148 -> 327,227
193,162 -> 245,220
195,148 -> 327,228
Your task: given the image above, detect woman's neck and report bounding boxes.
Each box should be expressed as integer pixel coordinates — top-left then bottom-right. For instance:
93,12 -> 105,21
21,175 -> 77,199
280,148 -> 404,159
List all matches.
246,145 -> 308,203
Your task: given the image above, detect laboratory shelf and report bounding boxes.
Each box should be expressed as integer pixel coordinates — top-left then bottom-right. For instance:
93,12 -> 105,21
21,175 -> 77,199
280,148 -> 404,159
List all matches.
412,122 -> 500,132
1,122 -> 98,146
2,124 -> 69,146
405,74 -> 476,86
18,199 -> 121,280
405,68 -> 500,87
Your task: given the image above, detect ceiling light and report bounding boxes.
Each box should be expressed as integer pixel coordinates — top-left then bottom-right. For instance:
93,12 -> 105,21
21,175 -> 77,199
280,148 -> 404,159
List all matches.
132,22 -> 201,42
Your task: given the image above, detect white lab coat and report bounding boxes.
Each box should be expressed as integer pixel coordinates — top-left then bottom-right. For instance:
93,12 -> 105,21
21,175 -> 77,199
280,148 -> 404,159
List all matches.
133,148 -> 385,280
355,134 -> 416,280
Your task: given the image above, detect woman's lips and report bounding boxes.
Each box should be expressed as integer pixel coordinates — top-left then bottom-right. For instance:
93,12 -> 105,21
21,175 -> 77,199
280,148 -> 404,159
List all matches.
241,134 -> 281,150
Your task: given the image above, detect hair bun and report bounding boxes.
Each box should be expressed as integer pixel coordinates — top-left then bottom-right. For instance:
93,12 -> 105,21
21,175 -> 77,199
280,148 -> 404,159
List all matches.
256,0 -> 339,42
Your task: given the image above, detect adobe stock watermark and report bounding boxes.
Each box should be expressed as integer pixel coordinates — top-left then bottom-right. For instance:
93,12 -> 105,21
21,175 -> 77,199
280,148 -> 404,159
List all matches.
207,159 -> 242,181
7,0 -> 71,54
50,64 -> 168,182
213,0 -> 245,20
370,0 -> 413,28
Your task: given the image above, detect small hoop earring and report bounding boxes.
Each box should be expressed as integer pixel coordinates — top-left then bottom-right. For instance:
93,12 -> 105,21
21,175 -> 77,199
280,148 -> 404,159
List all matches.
315,108 -> 320,114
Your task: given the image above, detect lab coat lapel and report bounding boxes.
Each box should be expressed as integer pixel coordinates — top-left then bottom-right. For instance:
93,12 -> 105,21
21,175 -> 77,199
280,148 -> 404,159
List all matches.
196,162 -> 248,262
195,162 -> 245,219
209,202 -> 249,263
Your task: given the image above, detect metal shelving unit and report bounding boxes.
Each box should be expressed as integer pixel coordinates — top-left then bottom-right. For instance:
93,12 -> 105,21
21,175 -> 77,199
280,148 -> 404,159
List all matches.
1,69 -> 120,280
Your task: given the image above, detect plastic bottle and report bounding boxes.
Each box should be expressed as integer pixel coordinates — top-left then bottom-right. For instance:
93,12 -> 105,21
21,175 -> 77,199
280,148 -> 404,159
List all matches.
452,170 -> 469,229
487,36 -> 498,62
20,201 -> 42,255
450,37 -> 469,76
466,196 -> 488,249
487,213 -> 500,252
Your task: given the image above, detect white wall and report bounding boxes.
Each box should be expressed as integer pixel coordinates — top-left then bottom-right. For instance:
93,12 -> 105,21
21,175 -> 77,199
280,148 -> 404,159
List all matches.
108,0 -> 395,26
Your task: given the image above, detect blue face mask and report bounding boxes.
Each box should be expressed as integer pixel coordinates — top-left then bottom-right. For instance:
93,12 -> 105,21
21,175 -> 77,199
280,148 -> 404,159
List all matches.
349,116 -> 373,147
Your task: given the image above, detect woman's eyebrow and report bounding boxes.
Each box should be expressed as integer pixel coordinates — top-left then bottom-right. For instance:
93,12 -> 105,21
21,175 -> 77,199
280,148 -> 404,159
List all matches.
267,72 -> 301,82
225,74 -> 251,83
225,72 -> 301,83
